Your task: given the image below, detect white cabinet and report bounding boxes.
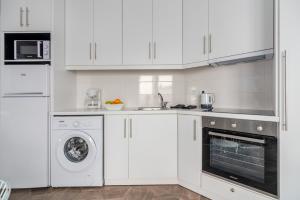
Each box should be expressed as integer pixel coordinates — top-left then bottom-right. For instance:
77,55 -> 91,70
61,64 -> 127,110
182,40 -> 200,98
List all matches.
178,115 -> 202,193
129,115 -> 177,182
208,0 -> 273,61
93,0 -> 123,65
279,1 -> 300,200
123,0 -> 182,65
123,0 -> 153,65
202,174 -> 275,200
105,114 -> 177,184
152,0 -> 182,65
65,0 -> 93,66
1,0 -> 52,31
183,0 -> 209,65
104,115 -> 129,183
65,0 -> 122,66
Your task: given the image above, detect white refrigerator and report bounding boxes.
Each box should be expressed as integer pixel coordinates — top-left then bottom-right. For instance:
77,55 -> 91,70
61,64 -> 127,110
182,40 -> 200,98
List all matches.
0,65 -> 50,188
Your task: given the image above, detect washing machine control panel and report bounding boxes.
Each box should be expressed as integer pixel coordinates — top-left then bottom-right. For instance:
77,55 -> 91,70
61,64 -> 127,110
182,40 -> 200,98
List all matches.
52,116 -> 103,130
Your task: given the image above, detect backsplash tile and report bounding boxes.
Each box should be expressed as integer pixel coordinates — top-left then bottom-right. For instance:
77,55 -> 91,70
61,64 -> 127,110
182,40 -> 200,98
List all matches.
76,70 -> 185,108
76,60 -> 275,110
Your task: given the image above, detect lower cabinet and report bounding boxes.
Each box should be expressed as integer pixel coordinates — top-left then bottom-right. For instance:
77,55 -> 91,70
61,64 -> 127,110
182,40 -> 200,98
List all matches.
178,114 -> 202,193
202,174 -> 276,200
105,114 -> 177,185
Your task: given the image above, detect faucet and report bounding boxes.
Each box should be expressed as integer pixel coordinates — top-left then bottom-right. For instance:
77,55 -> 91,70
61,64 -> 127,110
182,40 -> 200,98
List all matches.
158,93 -> 168,109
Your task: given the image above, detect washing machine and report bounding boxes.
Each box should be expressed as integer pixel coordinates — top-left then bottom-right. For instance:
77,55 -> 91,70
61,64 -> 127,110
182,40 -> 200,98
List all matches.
51,116 -> 103,187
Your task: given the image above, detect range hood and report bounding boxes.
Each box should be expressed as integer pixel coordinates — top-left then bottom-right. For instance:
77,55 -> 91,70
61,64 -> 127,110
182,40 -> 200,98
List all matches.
209,50 -> 274,67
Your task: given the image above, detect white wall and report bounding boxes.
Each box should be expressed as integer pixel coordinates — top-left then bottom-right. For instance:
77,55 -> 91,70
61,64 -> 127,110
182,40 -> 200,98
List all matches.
51,0 -> 77,111
75,60 -> 275,110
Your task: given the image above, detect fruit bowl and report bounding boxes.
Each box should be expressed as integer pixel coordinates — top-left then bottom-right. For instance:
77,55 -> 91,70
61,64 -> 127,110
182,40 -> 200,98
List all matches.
104,103 -> 124,111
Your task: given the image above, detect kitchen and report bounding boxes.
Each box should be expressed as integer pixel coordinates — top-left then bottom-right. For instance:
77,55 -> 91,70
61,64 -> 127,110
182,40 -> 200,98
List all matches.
0,0 -> 299,200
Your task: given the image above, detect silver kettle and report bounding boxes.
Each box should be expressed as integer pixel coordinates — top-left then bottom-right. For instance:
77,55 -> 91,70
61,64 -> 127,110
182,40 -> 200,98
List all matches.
200,91 -> 215,110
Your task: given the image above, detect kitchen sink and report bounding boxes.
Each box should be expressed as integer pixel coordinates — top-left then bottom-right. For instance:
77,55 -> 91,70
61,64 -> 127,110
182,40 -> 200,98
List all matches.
137,107 -> 168,111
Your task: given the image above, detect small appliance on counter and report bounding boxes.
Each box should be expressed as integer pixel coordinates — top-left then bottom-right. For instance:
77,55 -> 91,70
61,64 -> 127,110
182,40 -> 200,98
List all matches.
200,91 -> 215,111
85,88 -> 102,109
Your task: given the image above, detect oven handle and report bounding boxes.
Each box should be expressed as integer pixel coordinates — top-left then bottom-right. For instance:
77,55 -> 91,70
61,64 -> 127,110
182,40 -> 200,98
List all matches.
208,132 -> 266,144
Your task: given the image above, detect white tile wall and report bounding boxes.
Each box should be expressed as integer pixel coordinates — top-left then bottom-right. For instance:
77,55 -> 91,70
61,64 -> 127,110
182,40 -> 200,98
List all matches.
76,60 -> 275,110
184,60 -> 275,110
76,70 -> 186,108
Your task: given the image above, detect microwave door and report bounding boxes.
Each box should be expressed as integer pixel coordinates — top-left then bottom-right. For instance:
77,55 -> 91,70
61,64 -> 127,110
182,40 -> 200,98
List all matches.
14,40 -> 39,60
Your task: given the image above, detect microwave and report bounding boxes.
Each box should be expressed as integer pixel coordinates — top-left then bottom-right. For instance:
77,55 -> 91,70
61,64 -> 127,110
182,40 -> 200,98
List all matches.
14,40 -> 50,60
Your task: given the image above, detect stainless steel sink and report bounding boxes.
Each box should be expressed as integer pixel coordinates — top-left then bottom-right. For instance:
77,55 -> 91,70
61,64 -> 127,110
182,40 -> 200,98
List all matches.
137,107 -> 168,111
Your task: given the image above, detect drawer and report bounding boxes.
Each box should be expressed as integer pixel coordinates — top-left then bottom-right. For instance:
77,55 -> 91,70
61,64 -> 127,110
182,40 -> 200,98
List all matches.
1,65 -> 49,96
202,174 -> 276,200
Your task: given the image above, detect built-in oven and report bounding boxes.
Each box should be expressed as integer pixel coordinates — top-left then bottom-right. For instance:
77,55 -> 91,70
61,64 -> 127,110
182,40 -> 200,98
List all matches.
202,117 -> 278,196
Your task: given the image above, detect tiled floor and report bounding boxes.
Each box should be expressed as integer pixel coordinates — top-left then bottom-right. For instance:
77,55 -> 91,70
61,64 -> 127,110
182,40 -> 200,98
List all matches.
10,185 -> 210,200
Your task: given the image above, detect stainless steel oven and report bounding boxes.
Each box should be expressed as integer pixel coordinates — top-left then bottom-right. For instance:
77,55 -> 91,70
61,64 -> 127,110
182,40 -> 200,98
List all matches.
202,117 -> 278,196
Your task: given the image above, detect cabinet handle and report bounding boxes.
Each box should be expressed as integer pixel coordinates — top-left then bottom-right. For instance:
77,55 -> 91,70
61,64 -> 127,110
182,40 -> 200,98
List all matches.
89,43 -> 92,60
129,119 -> 133,138
20,7 -> 24,27
209,34 -> 212,53
193,120 -> 197,141
95,43 -> 97,60
282,50 -> 288,131
203,36 -> 206,55
148,42 -> 151,59
25,7 -> 29,26
124,118 -> 127,138
154,42 -> 157,59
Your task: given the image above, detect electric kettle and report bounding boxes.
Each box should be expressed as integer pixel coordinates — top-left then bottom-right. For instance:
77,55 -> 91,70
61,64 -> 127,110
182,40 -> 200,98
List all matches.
200,91 -> 215,110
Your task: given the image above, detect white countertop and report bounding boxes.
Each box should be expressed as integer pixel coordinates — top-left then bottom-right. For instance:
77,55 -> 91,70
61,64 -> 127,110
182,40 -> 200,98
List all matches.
51,108 -> 280,122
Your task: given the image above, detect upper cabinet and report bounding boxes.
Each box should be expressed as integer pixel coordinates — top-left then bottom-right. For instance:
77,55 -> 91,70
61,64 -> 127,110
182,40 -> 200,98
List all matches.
152,0 -> 182,65
123,0 -> 182,66
65,0 -> 122,67
183,0 -> 209,65
123,0 -> 153,65
1,0 -> 52,31
64,0 -> 273,69
183,0 -> 273,67
208,0 -> 274,62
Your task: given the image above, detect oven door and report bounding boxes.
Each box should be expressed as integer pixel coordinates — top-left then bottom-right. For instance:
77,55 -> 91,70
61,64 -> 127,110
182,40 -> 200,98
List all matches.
14,40 -> 42,60
202,128 -> 277,196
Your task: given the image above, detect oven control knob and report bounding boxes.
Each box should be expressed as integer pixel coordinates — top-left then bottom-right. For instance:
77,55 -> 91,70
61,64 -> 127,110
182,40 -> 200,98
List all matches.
210,121 -> 216,126
73,121 -> 80,128
257,126 -> 263,132
231,123 -> 237,128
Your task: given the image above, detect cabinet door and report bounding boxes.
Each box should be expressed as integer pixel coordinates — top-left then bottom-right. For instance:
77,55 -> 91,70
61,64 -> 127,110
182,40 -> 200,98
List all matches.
280,1 -> 300,200
104,115 -> 129,183
1,0 -> 52,31
1,0 -> 25,31
94,0 -> 122,65
24,0 -> 52,31
65,0 -> 93,66
129,115 -> 177,181
178,115 -> 202,191
123,0 -> 153,65
183,0 -> 209,64
153,0 -> 182,65
209,0 -> 273,60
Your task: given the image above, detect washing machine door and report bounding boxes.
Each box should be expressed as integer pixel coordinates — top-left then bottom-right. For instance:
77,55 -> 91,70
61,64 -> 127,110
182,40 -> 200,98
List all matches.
56,130 -> 97,172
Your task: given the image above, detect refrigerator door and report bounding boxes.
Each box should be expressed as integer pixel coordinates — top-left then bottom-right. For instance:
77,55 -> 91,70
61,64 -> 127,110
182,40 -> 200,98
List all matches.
0,97 -> 49,188
0,65 -> 49,97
